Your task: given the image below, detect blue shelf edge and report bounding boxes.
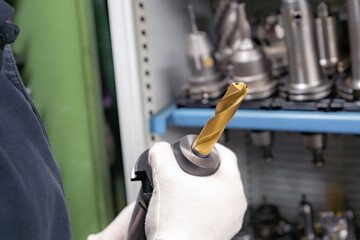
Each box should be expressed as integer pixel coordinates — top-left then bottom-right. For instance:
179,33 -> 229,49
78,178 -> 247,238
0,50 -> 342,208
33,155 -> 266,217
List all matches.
150,104 -> 360,135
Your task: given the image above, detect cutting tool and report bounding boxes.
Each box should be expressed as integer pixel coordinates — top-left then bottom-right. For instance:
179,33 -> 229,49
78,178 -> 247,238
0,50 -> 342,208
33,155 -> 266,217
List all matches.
127,82 -> 248,239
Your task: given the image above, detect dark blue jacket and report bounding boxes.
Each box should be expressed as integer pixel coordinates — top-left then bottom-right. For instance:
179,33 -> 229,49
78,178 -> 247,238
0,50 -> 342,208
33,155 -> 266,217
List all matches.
0,1 -> 72,239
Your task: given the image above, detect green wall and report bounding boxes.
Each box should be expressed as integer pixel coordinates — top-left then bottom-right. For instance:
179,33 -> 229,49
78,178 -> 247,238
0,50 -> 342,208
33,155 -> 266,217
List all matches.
12,0 -> 114,239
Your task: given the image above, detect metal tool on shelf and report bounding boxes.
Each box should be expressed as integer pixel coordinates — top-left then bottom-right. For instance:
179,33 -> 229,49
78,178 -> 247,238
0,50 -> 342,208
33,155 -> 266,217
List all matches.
230,2 -> 250,52
250,131 -> 274,163
256,14 -> 288,79
215,1 -> 238,74
299,195 -> 316,240
214,0 -> 234,42
235,196 -> 358,240
251,197 -> 297,240
297,195 -> 358,240
315,2 -> 339,75
280,0 -> 333,101
302,125 -> 326,168
184,4 -> 227,101
231,3 -> 277,101
317,211 -> 349,240
337,0 -> 360,100
227,3 -> 277,162
303,133 -> 326,167
127,82 -> 249,240
280,0 -> 333,167
213,0 -> 232,30
214,0 -> 233,30
254,199 -> 282,240
344,209 -> 357,240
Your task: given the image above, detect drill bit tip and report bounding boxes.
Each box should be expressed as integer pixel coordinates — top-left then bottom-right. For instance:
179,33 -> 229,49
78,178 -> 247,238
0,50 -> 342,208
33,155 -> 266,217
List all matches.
192,82 -> 249,156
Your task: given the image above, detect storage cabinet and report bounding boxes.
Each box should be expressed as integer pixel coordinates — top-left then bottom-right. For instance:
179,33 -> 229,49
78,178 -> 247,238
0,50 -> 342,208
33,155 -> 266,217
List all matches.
108,0 -> 360,227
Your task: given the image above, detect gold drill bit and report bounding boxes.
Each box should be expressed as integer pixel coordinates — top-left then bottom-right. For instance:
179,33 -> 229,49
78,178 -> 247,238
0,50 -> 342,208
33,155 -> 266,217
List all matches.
192,82 -> 249,156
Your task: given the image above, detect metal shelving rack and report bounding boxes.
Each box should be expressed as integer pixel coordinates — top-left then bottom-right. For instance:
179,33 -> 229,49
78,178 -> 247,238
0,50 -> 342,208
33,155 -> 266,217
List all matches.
108,0 -> 192,201
108,0 -> 360,221
151,104 -> 360,134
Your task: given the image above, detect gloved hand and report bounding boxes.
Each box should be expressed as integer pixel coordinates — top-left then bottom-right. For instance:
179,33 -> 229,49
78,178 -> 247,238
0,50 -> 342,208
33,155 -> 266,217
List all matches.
88,142 -> 247,240
87,201 -> 136,240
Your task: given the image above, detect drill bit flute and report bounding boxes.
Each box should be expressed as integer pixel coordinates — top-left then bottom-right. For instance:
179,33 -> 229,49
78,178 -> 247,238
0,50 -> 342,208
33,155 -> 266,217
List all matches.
127,82 -> 248,239
193,82 -> 248,155
177,82 -> 248,175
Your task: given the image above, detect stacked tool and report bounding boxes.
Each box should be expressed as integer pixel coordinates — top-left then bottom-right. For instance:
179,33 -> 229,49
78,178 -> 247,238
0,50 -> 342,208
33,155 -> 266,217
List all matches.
184,4 -> 227,101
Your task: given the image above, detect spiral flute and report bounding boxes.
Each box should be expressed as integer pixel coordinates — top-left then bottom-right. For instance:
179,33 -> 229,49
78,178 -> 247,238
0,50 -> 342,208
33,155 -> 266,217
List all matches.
193,82 -> 249,156
127,83 -> 248,239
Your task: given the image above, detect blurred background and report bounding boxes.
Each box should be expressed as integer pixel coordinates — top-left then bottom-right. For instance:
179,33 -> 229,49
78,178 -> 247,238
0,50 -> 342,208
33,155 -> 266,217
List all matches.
6,0 -> 360,239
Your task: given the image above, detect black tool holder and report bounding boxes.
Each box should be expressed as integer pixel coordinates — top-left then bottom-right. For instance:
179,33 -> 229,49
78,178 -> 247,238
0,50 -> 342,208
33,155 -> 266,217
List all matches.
127,150 -> 153,240
127,135 -> 220,239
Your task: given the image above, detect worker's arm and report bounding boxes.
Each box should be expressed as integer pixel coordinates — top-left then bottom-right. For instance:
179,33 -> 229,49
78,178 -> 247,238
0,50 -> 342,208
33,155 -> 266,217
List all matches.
88,142 -> 247,240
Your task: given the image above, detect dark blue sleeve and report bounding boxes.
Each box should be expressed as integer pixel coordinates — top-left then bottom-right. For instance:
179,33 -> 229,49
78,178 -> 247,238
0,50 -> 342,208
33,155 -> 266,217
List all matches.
0,5 -> 72,239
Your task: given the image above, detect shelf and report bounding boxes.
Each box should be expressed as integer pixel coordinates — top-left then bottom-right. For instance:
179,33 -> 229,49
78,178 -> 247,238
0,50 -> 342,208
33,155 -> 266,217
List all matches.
150,104 -> 360,134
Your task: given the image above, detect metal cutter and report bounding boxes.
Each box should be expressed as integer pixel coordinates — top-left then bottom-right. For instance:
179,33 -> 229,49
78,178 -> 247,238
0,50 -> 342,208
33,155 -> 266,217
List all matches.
127,82 -> 249,239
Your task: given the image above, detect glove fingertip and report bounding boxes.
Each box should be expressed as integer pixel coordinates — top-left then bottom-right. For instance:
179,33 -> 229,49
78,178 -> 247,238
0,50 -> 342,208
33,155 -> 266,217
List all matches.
215,143 -> 237,161
148,142 -> 176,168
148,142 -> 172,157
215,143 -> 242,175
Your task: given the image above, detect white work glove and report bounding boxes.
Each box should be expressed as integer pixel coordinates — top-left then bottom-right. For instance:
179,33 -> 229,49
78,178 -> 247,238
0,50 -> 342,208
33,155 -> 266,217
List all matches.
88,142 -> 247,240
87,201 -> 135,240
